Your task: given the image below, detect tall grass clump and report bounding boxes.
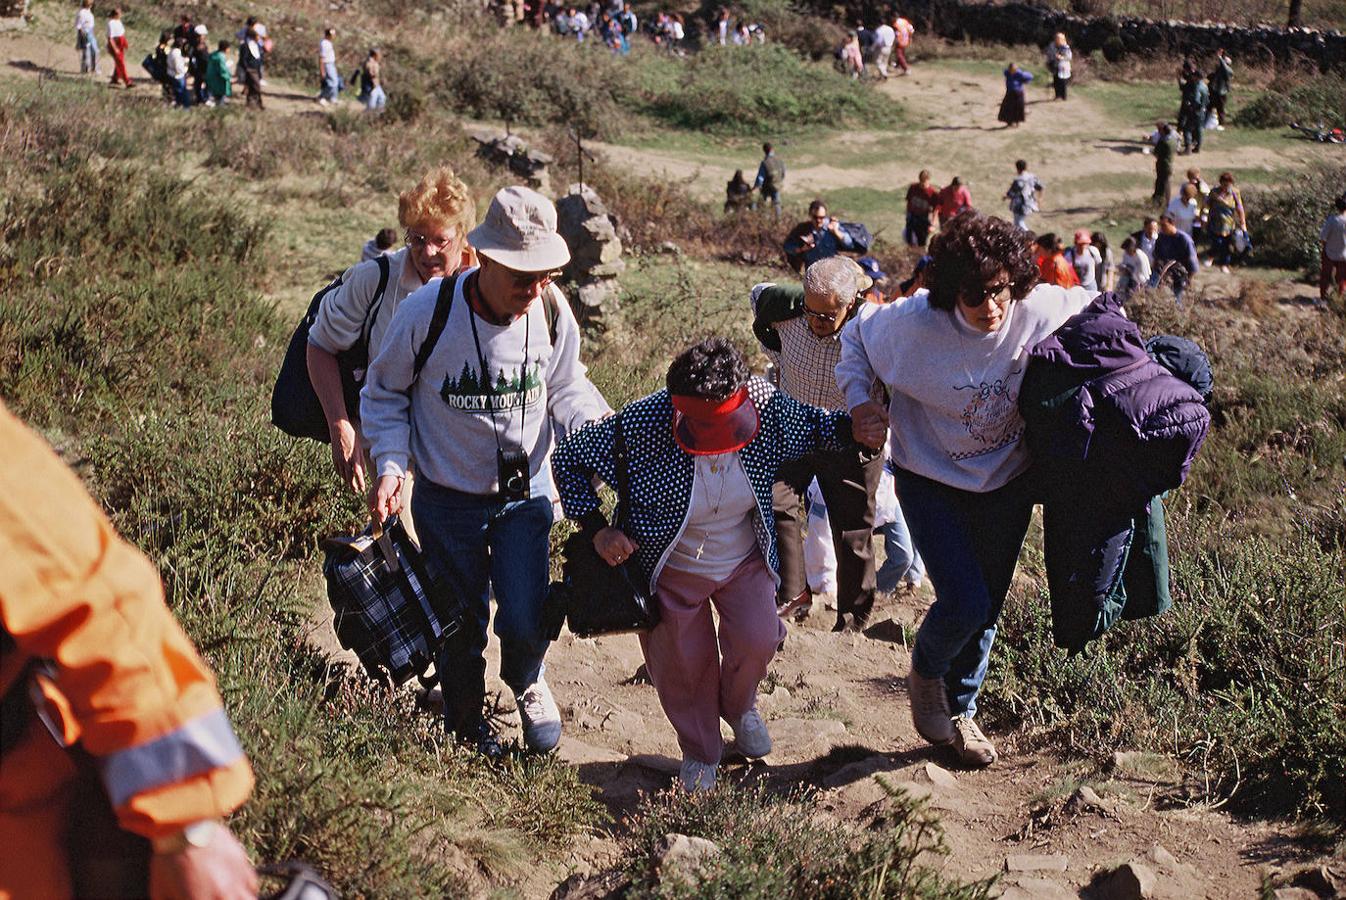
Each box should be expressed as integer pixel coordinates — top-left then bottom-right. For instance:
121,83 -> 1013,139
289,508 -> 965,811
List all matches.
1234,72 -> 1346,128
635,44 -> 901,133
0,80 -> 603,894
617,782 -> 995,898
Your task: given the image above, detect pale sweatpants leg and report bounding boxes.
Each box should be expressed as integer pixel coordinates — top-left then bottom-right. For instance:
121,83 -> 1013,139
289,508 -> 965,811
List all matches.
640,552 -> 784,765
803,479 -> 838,594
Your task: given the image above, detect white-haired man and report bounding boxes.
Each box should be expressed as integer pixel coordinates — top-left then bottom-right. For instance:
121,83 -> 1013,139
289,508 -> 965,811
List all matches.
751,256 -> 883,630
362,187 -> 611,757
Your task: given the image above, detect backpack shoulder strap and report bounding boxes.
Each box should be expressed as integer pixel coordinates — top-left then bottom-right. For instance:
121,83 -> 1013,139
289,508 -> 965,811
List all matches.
413,273 -> 458,380
543,284 -> 561,347
362,255 -> 392,337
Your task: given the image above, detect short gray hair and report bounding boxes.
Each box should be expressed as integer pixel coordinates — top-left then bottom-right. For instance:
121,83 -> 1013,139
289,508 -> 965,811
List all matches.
803,256 -> 864,303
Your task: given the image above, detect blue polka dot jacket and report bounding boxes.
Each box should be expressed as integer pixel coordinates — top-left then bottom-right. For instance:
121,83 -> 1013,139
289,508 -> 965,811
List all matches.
552,377 -> 852,594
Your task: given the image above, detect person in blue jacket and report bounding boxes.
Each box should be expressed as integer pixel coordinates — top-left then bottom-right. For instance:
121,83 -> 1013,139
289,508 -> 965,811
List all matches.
998,63 -> 1033,127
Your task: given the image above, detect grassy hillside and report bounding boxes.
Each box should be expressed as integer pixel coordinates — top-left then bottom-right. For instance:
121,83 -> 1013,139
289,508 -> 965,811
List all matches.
4,0 -> 1345,892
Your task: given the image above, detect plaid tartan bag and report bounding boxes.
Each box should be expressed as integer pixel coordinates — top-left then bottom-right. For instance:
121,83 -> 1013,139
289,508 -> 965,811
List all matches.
320,515 -> 464,687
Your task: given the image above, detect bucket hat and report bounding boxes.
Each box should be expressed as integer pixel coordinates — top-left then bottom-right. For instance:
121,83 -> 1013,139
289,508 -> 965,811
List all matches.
467,186 -> 571,273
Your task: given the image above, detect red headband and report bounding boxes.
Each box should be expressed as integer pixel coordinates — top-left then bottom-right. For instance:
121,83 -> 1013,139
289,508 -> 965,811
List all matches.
671,387 -> 749,420
670,386 -> 759,456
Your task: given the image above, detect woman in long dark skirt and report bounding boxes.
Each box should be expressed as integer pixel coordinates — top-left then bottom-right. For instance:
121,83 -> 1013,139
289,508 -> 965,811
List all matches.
998,63 -> 1033,127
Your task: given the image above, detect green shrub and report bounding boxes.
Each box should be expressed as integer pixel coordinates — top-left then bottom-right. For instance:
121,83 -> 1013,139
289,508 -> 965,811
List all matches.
694,0 -> 846,60
635,44 -> 901,134
1243,163 -> 1346,272
1234,73 -> 1346,129
618,782 -> 995,899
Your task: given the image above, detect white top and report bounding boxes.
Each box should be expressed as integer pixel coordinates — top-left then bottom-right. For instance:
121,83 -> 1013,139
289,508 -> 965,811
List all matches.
254,23 -> 268,38
75,9 -> 94,32
1321,212 -> 1346,262
1118,249 -> 1152,285
665,454 -> 758,580
837,284 -> 1094,493
166,47 -> 189,79
319,38 -> 335,64
1066,245 -> 1103,291
1166,196 -> 1199,236
362,267 -> 611,496
107,18 -> 125,39
874,24 -> 895,49
309,247 -> 426,364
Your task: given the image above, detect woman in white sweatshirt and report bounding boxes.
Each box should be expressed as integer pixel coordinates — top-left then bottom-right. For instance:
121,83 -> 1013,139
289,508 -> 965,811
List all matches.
838,210 -> 1092,767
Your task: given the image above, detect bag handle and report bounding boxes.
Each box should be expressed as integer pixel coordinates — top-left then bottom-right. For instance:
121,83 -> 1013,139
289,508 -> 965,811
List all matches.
612,413 -> 629,530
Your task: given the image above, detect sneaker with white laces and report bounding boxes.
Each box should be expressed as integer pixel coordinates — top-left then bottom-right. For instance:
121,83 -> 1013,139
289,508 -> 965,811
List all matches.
679,757 -> 717,791
907,670 -> 955,746
951,715 -> 997,767
733,707 -> 772,758
516,675 -> 562,753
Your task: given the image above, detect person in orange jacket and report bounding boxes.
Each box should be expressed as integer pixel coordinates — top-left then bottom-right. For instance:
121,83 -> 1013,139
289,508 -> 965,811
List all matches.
0,401 -> 258,900
1034,232 -> 1081,288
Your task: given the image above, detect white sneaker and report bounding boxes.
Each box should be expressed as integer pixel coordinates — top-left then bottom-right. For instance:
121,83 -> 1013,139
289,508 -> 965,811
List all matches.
516,675 -> 562,753
317,97 -> 329,106
733,707 -> 772,758
679,757 -> 717,791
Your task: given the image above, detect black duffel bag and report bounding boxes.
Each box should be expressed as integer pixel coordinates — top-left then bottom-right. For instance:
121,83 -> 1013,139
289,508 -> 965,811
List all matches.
546,414 -> 660,638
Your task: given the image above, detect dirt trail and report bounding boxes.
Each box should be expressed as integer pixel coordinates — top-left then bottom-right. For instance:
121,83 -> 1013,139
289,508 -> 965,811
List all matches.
5,15 -> 1334,898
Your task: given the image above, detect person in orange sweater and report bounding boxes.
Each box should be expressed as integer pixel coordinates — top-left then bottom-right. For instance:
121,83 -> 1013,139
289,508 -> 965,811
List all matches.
0,401 -> 257,900
1034,232 -> 1080,288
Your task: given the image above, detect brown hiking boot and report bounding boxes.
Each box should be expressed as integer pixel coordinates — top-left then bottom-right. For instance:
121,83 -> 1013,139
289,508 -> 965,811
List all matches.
906,670 -> 955,746
951,715 -> 997,767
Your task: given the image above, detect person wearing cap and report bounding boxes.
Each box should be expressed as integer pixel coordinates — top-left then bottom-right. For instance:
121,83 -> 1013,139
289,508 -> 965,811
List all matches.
856,256 -> 887,303
362,186 -> 610,757
552,337 -> 874,790
1064,229 -> 1103,292
309,167 -> 477,496
750,256 -> 885,630
898,254 -> 933,297
839,211 -> 1093,767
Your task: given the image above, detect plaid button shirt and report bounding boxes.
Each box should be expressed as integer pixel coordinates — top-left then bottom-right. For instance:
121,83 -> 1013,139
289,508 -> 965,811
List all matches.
775,316 -> 849,411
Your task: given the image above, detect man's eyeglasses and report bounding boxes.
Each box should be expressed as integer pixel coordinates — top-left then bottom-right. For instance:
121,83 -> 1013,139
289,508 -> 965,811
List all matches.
959,281 -> 1012,308
500,267 -> 564,289
405,229 -> 456,255
802,298 -> 857,323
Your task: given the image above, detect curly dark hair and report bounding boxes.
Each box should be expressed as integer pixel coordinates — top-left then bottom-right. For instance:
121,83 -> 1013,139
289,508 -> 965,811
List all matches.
666,337 -> 749,400
925,210 -> 1039,311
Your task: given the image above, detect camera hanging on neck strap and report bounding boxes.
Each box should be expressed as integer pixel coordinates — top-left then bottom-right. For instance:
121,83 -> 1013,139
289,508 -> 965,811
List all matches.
467,272 -> 532,502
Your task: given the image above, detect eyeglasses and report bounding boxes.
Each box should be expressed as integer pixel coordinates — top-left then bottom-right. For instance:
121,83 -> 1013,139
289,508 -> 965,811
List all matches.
958,281 -> 1011,308
802,298 -> 857,323
405,228 -> 457,255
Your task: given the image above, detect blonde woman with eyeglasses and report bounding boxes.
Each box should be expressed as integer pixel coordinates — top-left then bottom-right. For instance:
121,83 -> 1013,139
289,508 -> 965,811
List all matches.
306,167 -> 477,494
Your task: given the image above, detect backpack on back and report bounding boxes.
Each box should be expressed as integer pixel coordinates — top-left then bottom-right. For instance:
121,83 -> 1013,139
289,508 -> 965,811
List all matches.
838,221 -> 873,253
271,255 -> 390,442
761,155 -> 785,192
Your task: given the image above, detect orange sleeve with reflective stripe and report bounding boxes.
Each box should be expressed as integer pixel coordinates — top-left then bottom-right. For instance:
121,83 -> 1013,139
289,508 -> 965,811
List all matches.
0,403 -> 253,839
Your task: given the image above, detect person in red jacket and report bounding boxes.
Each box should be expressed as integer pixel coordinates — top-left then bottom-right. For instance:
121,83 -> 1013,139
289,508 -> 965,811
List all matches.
0,401 -> 257,900
1034,232 -> 1080,288
935,177 -> 973,224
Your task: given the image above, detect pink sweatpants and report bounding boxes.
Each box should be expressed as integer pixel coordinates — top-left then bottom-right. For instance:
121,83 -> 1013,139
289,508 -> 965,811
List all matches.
640,552 -> 786,765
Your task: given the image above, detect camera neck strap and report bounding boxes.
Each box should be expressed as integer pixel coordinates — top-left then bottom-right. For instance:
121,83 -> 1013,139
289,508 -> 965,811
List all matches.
466,271 -> 531,457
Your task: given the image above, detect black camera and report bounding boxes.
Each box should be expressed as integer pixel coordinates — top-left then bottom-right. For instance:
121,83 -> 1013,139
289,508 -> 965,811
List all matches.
497,447 -> 531,503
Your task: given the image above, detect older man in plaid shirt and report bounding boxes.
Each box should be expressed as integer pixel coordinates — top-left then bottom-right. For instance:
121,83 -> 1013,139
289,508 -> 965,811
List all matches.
751,256 -> 884,630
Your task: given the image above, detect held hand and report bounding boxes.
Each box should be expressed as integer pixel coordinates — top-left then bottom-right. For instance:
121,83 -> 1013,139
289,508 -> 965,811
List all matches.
148,826 -> 258,900
328,419 -> 366,494
851,400 -> 889,449
370,474 -> 402,524
593,527 -> 639,567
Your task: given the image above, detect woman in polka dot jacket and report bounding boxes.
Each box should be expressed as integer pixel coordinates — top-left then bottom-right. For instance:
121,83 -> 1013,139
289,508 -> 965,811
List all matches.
553,337 -> 872,791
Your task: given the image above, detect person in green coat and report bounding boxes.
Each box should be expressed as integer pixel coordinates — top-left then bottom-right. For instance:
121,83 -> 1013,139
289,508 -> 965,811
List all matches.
205,39 -> 233,106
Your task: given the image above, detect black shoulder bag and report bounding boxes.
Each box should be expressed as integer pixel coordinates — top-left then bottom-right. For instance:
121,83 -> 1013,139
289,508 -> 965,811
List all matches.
545,414 -> 660,638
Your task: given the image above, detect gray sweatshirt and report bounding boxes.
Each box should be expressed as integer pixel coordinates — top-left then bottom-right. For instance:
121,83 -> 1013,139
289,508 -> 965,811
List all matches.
360,269 -> 611,497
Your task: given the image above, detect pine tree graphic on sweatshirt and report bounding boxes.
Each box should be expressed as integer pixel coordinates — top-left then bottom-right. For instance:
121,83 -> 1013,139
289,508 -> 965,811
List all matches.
440,359 -> 544,414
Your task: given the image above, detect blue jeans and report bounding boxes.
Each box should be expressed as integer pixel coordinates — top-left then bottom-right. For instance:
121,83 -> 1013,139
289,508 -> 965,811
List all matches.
411,479 -> 554,735
1210,233 -> 1233,266
875,508 -> 925,593
1149,266 -> 1188,304
362,85 -> 386,110
904,212 -> 930,247
898,466 -> 1034,718
320,62 -> 339,101
79,32 -> 98,73
172,76 -> 192,108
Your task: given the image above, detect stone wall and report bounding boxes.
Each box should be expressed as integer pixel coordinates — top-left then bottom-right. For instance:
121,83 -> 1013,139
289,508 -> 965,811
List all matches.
805,0 -> 1345,70
0,0 -> 28,22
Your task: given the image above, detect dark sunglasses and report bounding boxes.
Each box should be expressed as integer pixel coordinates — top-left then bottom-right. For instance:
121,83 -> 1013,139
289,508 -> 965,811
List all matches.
958,281 -> 1012,308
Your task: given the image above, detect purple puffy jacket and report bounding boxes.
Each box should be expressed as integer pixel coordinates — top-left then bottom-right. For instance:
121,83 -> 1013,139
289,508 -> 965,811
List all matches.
1020,292 -> 1210,515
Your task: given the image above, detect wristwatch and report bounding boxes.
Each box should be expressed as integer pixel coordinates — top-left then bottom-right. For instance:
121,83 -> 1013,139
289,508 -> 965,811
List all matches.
151,819 -> 219,854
